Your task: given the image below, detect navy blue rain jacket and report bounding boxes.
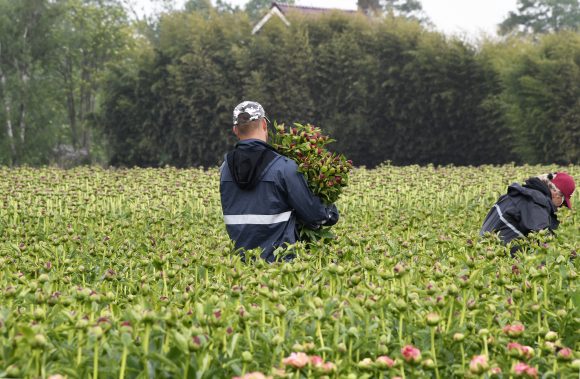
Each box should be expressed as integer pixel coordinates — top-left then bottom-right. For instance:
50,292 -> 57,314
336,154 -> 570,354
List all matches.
220,139 -> 339,262
480,178 -> 559,244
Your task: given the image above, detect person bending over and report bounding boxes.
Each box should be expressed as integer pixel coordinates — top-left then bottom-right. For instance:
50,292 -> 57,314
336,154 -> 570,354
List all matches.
480,172 -> 575,253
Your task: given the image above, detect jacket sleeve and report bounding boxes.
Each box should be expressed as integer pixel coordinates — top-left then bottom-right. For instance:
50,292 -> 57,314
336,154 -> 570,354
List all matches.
518,201 -> 551,233
281,161 -> 339,227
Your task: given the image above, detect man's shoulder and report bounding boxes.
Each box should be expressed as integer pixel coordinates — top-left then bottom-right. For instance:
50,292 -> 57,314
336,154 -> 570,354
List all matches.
269,153 -> 298,171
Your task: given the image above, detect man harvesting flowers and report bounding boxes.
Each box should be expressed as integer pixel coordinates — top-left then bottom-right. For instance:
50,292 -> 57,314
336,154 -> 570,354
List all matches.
480,172 -> 575,253
219,101 -> 339,262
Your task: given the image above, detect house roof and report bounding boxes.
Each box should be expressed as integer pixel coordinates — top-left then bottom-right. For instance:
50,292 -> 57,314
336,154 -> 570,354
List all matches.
252,2 -> 359,34
275,3 -> 358,16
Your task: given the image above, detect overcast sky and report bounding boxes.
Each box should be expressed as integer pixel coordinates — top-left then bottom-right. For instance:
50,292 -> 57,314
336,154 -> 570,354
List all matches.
130,0 -> 519,37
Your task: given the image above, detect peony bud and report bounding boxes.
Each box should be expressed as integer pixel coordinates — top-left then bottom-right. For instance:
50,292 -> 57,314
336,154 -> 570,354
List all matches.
357,358 -> 374,370
375,356 -> 396,369
557,347 -> 573,361
469,355 -> 489,374
544,331 -> 558,342
400,345 -> 421,365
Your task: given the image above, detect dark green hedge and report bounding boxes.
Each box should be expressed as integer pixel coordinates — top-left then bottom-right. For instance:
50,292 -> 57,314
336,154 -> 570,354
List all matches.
101,11 -> 579,167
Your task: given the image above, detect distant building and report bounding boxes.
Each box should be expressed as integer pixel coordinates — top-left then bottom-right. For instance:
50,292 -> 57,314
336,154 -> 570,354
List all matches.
252,2 -> 359,34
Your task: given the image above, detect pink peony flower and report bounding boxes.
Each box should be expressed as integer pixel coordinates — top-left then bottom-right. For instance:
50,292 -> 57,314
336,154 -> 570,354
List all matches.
320,362 -> 336,374
469,355 -> 489,374
503,323 -> 525,337
557,347 -> 573,361
520,345 -> 535,360
376,355 -> 396,369
309,355 -> 324,367
511,362 -> 538,378
513,362 -> 529,375
401,345 -> 422,364
282,352 -> 309,369
490,366 -> 502,376
232,372 -> 272,379
507,342 -> 534,360
524,366 -> 538,378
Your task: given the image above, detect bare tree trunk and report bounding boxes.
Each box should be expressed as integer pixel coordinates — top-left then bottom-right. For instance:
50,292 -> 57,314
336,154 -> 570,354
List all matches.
63,55 -> 78,149
16,62 -> 29,144
17,26 -> 30,144
80,56 -> 94,160
0,70 -> 16,162
0,45 -> 16,165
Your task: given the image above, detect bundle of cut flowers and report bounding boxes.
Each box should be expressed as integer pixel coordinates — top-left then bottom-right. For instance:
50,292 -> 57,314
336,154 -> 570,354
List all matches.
269,122 -> 352,205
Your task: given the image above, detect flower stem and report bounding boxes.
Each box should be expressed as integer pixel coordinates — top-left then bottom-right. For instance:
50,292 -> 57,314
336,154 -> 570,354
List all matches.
77,330 -> 83,366
430,327 -> 440,379
460,290 -> 467,327
245,323 -> 253,353
398,313 -> 403,345
400,365 -> 406,379
460,342 -> 465,372
143,323 -> 151,378
543,277 -> 548,309
119,344 -> 128,379
446,299 -> 454,333
93,338 -> 100,379
348,339 -> 353,363
317,321 -> 325,349
482,335 -> 488,357
35,350 -> 40,378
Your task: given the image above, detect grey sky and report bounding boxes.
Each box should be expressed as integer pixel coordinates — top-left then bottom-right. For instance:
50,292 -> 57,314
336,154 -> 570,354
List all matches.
129,0 -> 519,37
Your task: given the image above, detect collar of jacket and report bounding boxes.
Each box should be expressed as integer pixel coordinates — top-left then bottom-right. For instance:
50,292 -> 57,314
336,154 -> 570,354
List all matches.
508,182 -> 555,213
235,139 -> 275,151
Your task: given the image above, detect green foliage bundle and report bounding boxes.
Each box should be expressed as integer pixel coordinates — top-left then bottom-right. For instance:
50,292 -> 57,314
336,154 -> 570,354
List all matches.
269,122 -> 353,204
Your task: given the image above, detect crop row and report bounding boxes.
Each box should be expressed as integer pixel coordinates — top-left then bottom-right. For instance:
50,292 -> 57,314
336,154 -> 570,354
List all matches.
0,165 -> 577,378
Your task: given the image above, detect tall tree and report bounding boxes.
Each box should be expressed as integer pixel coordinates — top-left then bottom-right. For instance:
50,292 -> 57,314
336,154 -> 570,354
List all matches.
383,0 -> 427,22
53,0 -> 130,160
184,0 -> 238,15
359,0 -> 429,23
0,0 -> 57,165
184,0 -> 212,13
500,0 -> 580,35
497,32 -> 580,163
357,0 -> 381,15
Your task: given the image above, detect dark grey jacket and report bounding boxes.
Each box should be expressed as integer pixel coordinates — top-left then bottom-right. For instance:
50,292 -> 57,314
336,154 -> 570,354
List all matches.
220,139 -> 339,262
480,178 -> 559,244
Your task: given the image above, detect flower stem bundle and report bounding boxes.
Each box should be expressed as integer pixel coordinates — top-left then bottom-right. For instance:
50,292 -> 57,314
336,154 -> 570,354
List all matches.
269,122 -> 352,205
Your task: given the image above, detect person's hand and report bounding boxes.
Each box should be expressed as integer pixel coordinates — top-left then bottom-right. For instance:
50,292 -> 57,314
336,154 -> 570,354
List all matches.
324,204 -> 339,226
303,221 -> 322,230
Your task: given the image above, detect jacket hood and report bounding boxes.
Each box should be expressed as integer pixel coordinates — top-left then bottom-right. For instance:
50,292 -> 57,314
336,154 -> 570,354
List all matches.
508,178 -> 555,212
226,139 -> 278,190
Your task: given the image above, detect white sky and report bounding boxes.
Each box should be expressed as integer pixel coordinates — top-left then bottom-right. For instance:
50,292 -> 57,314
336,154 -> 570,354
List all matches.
129,0 -> 519,37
